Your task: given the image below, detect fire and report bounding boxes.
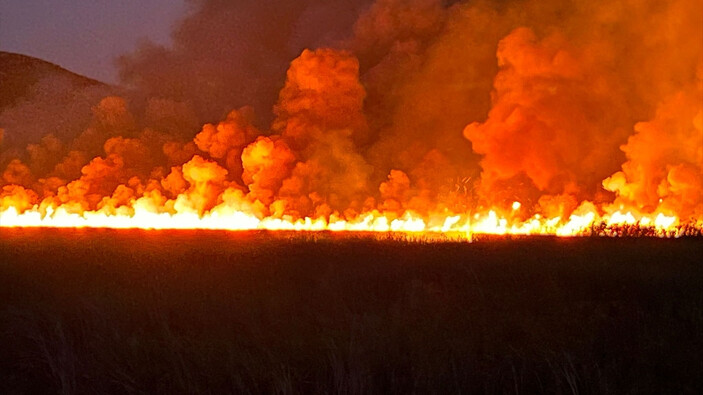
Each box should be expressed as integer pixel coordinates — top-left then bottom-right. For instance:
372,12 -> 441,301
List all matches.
0,195 -> 697,239
1,1 -> 701,239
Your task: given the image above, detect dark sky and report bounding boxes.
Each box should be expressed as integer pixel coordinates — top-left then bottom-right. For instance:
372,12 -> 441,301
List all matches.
0,0 -> 188,84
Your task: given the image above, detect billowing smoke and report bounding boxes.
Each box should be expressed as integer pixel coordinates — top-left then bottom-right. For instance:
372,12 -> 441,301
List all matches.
117,0 -> 373,128
604,72 -> 703,220
463,26 -> 632,210
1,0 -> 701,230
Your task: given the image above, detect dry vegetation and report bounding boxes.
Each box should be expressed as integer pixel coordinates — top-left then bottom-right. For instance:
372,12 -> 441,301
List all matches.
1,229 -> 702,394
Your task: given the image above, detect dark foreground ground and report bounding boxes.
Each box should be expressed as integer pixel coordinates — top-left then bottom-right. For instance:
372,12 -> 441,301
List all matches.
0,229 -> 702,394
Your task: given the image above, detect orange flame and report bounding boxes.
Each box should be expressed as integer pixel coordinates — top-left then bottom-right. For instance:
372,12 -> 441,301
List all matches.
1,189 -> 698,239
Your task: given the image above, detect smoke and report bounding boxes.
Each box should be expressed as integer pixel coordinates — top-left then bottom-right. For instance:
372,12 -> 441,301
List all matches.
362,0 -> 500,179
463,26 -> 631,208
462,0 -> 702,217
265,48 -> 372,217
117,0 -> 373,128
0,73 -> 116,152
604,74 -> 703,219
194,106 -> 261,179
1,0 -> 701,226
241,136 -> 296,207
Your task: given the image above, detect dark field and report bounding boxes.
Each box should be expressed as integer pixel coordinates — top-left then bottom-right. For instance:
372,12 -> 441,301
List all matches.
1,229 -> 702,394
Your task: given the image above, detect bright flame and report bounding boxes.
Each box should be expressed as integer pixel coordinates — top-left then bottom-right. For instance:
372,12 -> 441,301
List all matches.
1,196 -> 698,240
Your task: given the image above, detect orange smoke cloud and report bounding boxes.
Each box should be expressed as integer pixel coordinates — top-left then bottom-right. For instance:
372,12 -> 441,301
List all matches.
2,159 -> 33,187
604,84 -> 703,219
265,48 -> 373,216
241,136 -> 296,207
464,27 -> 631,210
178,155 -> 230,215
194,106 -> 260,176
274,48 -> 367,150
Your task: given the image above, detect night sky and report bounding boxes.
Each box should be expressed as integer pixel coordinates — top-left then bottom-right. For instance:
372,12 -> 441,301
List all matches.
0,0 -> 188,83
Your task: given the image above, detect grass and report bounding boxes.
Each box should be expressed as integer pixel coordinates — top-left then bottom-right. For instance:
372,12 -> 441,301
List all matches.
1,229 -> 702,394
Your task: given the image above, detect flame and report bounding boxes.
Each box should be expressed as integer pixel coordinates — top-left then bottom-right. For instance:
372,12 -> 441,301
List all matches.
1,194 -> 698,239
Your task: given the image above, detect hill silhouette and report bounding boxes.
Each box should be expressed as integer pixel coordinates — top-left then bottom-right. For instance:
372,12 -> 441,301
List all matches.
0,51 -> 115,148
0,51 -> 106,109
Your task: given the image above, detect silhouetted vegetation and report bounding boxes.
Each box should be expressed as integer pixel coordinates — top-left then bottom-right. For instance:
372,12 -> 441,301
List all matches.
1,229 -> 702,394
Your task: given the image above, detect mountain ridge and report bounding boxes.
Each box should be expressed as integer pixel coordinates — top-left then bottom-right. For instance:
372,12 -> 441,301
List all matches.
0,51 -> 108,109
0,51 -> 117,148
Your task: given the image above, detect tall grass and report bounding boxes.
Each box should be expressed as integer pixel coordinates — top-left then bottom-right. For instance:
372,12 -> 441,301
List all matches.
1,229 -> 702,393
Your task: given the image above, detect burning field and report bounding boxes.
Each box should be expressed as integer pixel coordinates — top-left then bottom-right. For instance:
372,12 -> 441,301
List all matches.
1,0 -> 701,236
1,0 -> 702,392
